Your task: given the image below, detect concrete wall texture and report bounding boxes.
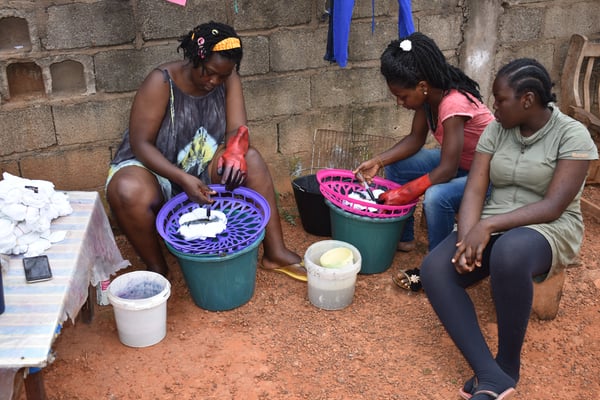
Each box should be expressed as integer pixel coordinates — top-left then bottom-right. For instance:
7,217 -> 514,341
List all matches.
1,0 -> 599,195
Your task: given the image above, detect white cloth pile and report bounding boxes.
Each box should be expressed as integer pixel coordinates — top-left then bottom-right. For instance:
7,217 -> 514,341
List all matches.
178,207 -> 227,241
0,173 -> 72,256
344,189 -> 385,213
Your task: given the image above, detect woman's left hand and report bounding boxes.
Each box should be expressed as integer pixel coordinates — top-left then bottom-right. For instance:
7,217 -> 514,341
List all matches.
218,125 -> 249,190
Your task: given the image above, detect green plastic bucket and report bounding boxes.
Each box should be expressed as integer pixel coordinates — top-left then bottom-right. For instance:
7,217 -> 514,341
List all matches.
166,231 -> 265,311
326,200 -> 413,274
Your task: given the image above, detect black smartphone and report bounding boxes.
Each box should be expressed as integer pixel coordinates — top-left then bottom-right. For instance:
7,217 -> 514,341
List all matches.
23,255 -> 53,283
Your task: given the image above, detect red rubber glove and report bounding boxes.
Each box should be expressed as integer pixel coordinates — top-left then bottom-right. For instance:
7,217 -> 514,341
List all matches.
379,174 -> 432,205
218,125 -> 249,190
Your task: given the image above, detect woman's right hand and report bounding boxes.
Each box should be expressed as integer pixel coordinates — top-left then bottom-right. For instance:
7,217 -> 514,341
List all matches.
353,159 -> 382,184
179,173 -> 216,205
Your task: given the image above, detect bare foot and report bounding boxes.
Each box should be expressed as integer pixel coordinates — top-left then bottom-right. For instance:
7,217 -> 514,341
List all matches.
261,250 -> 306,282
261,248 -> 302,270
397,240 -> 416,252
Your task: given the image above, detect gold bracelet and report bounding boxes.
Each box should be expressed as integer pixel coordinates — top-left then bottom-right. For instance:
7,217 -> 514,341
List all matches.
376,156 -> 385,169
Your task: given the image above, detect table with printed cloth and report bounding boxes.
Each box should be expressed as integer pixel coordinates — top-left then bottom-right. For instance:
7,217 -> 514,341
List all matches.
0,191 -> 129,400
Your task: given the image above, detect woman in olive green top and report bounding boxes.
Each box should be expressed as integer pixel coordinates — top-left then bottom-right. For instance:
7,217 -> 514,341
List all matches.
420,58 -> 598,400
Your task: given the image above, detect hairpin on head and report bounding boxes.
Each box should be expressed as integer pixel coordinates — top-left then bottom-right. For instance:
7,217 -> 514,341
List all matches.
399,39 -> 412,52
197,37 -> 206,59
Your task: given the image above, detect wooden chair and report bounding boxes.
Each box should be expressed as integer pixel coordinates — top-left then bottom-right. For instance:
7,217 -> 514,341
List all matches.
560,33 -> 600,184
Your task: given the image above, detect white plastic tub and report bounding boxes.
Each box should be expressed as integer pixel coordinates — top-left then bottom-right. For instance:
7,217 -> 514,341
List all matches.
304,240 -> 362,310
107,271 -> 171,348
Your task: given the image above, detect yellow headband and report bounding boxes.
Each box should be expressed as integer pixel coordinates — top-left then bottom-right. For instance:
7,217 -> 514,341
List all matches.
212,37 -> 241,52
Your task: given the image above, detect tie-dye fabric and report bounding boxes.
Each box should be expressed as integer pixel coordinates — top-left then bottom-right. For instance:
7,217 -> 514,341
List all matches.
109,69 -> 226,196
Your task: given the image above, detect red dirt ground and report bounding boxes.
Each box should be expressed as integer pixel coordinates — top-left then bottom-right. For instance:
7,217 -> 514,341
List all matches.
29,185 -> 600,399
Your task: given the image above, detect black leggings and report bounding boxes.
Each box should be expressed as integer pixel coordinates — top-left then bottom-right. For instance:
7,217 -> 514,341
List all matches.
420,227 -> 552,390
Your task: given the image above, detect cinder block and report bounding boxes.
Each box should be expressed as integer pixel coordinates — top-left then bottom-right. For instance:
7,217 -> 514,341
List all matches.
0,8 -> 42,54
20,146 -> 112,191
499,7 -> 543,42
246,121 -> 278,158
418,13 -> 463,51
353,0 -> 396,18
137,0 -> 227,41
222,121 -> 292,197
232,0 -> 311,31
94,44 -> 177,93
44,0 -> 135,50
349,20 -> 397,62
543,2 -> 600,39
412,0 -> 458,13
0,105 -> 55,156
277,108 -> 353,162
494,43 -> 555,80
271,154 -> 296,195
239,36 -> 269,76
351,104 -> 412,139
311,68 -> 388,109
270,28 -> 330,72
243,76 -> 311,120
0,160 -> 19,176
53,97 -> 133,145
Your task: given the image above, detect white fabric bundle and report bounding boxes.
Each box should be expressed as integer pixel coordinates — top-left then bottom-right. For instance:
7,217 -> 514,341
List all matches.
343,189 -> 385,213
0,173 -> 72,256
178,207 -> 227,241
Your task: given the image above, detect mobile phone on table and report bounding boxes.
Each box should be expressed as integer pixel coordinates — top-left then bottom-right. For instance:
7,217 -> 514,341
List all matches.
23,255 -> 53,283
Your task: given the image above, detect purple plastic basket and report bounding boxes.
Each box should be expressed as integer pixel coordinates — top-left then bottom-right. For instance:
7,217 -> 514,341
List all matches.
156,185 -> 270,255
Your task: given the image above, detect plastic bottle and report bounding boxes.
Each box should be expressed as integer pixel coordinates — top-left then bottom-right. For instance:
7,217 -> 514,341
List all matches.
0,270 -> 5,314
96,279 -> 111,306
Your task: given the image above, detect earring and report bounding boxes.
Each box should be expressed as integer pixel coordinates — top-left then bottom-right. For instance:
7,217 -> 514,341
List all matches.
424,91 -> 428,96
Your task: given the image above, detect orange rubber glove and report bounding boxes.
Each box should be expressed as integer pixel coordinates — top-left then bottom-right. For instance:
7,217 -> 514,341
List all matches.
218,125 -> 249,190
379,174 -> 432,205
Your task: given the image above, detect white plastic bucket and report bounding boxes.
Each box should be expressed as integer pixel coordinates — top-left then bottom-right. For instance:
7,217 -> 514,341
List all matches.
107,271 -> 171,348
304,240 -> 362,310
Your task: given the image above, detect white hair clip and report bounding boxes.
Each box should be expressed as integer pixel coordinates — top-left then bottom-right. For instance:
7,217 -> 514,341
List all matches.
399,39 -> 412,51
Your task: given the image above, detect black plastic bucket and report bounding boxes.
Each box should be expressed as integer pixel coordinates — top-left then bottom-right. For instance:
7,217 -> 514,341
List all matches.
292,174 -> 331,236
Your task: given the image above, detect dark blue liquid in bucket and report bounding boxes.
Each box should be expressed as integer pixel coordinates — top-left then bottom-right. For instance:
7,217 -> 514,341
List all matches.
117,281 -> 163,300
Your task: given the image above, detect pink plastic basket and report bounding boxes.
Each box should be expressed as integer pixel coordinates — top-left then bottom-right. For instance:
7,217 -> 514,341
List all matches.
316,169 -> 417,218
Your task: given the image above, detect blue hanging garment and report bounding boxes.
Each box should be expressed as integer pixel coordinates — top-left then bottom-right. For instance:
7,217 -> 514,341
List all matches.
398,0 -> 415,37
324,0 -> 355,67
333,0 -> 355,67
325,0 -> 413,66
324,0 -> 335,62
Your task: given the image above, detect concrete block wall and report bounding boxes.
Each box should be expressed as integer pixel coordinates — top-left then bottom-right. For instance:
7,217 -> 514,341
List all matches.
0,0 -> 599,196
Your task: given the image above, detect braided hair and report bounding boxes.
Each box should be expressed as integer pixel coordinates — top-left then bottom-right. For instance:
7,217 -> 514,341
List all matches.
380,32 -> 483,104
177,21 -> 243,71
496,58 -> 556,106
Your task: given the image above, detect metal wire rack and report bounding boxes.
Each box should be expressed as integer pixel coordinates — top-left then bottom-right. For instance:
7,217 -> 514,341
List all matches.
290,129 -> 399,178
